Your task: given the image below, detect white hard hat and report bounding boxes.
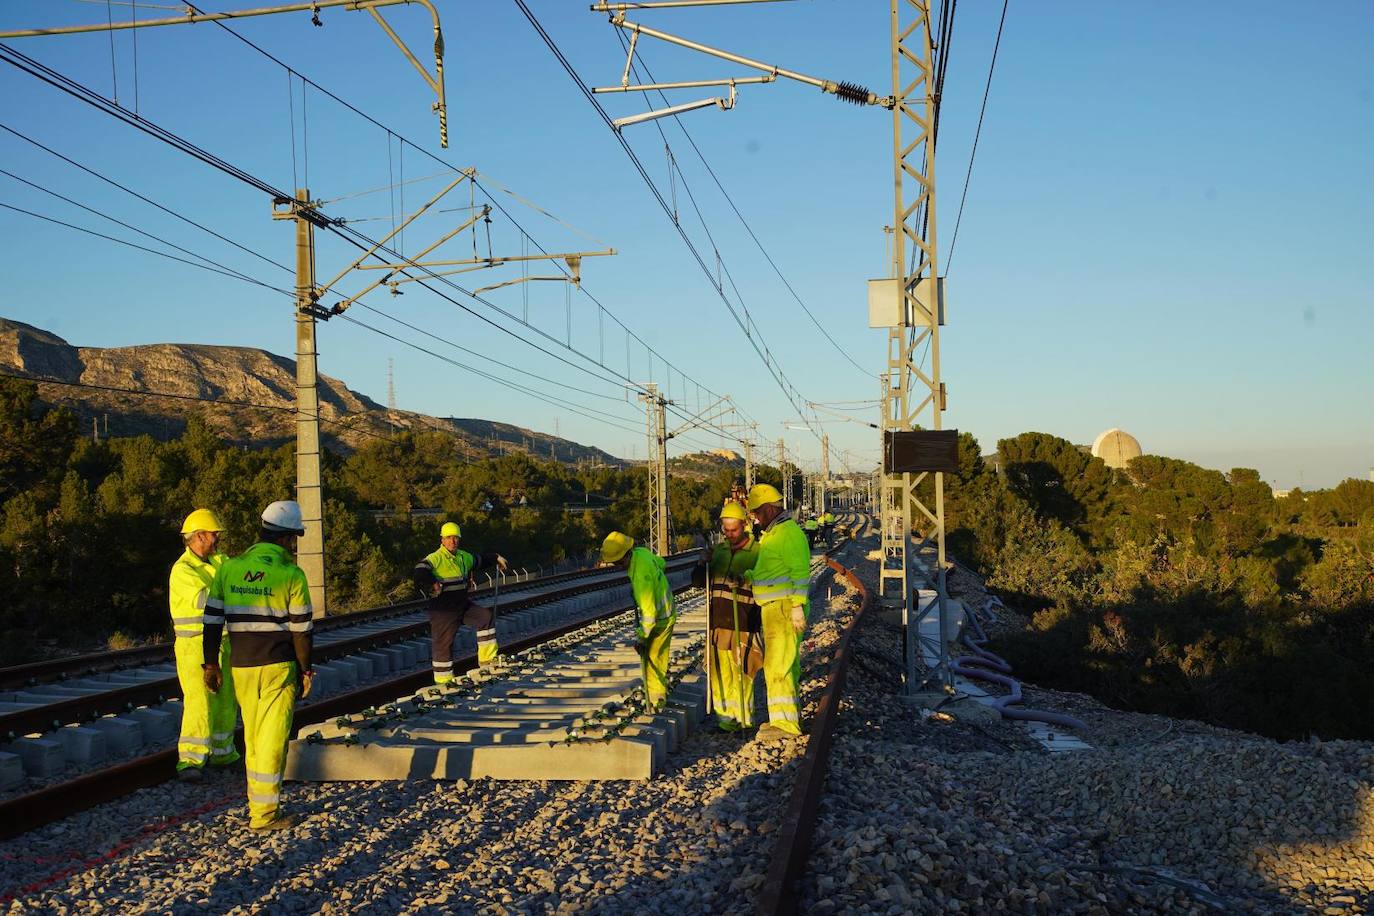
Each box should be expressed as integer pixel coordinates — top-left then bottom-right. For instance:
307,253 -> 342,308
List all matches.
261,500 -> 306,535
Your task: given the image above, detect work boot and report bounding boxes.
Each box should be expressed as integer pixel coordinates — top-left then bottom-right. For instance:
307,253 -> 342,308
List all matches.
176,767 -> 203,783
755,724 -> 796,743
251,813 -> 299,832
717,717 -> 742,733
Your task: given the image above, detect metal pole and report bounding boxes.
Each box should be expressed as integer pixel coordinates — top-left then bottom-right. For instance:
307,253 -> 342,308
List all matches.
744,438 -> 755,491
777,438 -> 788,512
655,391 -> 670,555
883,0 -> 947,693
821,432 -> 830,513
640,383 -> 670,556
642,385 -> 657,552
290,188 -> 327,619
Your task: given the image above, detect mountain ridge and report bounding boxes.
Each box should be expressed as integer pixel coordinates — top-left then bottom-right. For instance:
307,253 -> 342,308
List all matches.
0,316 -> 625,465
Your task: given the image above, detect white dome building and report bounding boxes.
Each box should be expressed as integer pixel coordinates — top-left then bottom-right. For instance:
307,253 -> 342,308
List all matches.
1091,428 -> 1143,470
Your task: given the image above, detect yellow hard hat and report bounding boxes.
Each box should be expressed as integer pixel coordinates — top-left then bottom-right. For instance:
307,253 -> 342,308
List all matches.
745,483 -> 784,511
180,508 -> 225,535
600,531 -> 633,564
719,501 -> 749,522
441,522 -> 461,539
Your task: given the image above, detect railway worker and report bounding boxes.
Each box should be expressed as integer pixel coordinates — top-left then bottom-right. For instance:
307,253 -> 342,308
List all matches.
707,501 -> 762,732
803,514 -> 820,549
169,508 -> 239,781
744,483 -> 812,740
601,531 -> 676,712
201,500 -> 314,832
822,509 -> 836,548
412,522 -> 509,684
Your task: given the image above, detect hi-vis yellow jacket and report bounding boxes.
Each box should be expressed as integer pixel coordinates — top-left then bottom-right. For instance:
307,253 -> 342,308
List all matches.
628,546 -> 675,638
204,542 -> 313,668
748,513 -> 811,612
169,548 -> 224,641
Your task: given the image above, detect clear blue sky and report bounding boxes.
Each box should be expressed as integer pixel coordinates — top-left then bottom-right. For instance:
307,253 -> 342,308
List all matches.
1,1 -> 1370,488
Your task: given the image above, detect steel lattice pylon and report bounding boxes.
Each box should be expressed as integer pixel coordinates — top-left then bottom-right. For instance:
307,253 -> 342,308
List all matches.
640,384 -> 670,556
881,0 -> 952,692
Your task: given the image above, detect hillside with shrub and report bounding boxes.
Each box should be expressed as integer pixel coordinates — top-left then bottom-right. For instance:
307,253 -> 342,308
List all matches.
931,430 -> 1374,741
0,376 -> 792,665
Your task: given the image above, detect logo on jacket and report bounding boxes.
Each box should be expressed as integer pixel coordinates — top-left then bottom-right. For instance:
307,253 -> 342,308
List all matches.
243,571 -> 266,583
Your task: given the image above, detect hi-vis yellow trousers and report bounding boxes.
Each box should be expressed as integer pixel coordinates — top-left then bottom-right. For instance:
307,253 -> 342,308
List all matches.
232,661 -> 298,828
710,636 -> 757,728
639,618 -> 675,707
173,636 -> 238,770
761,601 -> 804,735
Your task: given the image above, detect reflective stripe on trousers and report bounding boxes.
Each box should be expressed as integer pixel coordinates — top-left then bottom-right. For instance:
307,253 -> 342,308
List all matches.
173,635 -> 239,771
760,601 -> 803,734
475,627 -> 498,667
232,661 -> 298,827
710,641 -> 756,727
640,618 -> 675,705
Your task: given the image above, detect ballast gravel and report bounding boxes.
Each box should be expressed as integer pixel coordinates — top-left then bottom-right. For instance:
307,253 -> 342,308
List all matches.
799,550 -> 1374,915
6,532 -> 1371,915
0,561 -> 859,914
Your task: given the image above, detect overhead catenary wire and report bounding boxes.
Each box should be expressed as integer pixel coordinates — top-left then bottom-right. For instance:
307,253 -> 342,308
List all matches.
10,16 -> 753,459
0,167 -> 291,294
945,0 -> 1007,273
511,0 -> 821,441
0,121 -> 295,277
347,301 -> 625,404
316,168 -> 452,206
0,150 -> 646,444
0,42 -> 643,392
0,39 -> 754,453
338,314 -> 645,437
165,5 -> 751,443
0,200 -> 294,296
619,36 -> 871,378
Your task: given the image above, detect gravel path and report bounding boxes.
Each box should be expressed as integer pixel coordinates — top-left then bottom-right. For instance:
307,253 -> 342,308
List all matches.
0,558 -> 857,913
801,541 -> 1374,915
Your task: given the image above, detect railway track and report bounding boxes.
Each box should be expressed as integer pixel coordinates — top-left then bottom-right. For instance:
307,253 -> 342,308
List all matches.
0,560 -> 600,694
0,518 -> 874,911
0,553 -> 701,835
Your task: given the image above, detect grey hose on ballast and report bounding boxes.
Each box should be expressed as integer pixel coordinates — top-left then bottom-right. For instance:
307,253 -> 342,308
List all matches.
951,596 -> 1087,731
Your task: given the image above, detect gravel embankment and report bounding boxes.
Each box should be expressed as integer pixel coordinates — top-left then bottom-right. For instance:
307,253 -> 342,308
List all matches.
10,536 -> 1369,915
801,548 -> 1374,915
1,559 -> 861,913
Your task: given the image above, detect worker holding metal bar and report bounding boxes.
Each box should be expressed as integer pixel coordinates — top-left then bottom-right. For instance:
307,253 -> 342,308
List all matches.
745,483 -> 811,740
168,509 -> 239,781
601,531 -> 676,712
706,501 -> 761,732
201,500 -> 314,832
412,522 -> 509,684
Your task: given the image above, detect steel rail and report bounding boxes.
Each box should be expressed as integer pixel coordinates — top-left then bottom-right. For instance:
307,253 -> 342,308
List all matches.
757,552 -> 872,915
0,561 -> 608,690
0,556 -> 698,739
0,562 -> 704,841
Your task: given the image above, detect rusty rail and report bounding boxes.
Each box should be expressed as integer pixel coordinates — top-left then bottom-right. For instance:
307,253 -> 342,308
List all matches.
757,553 -> 872,915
